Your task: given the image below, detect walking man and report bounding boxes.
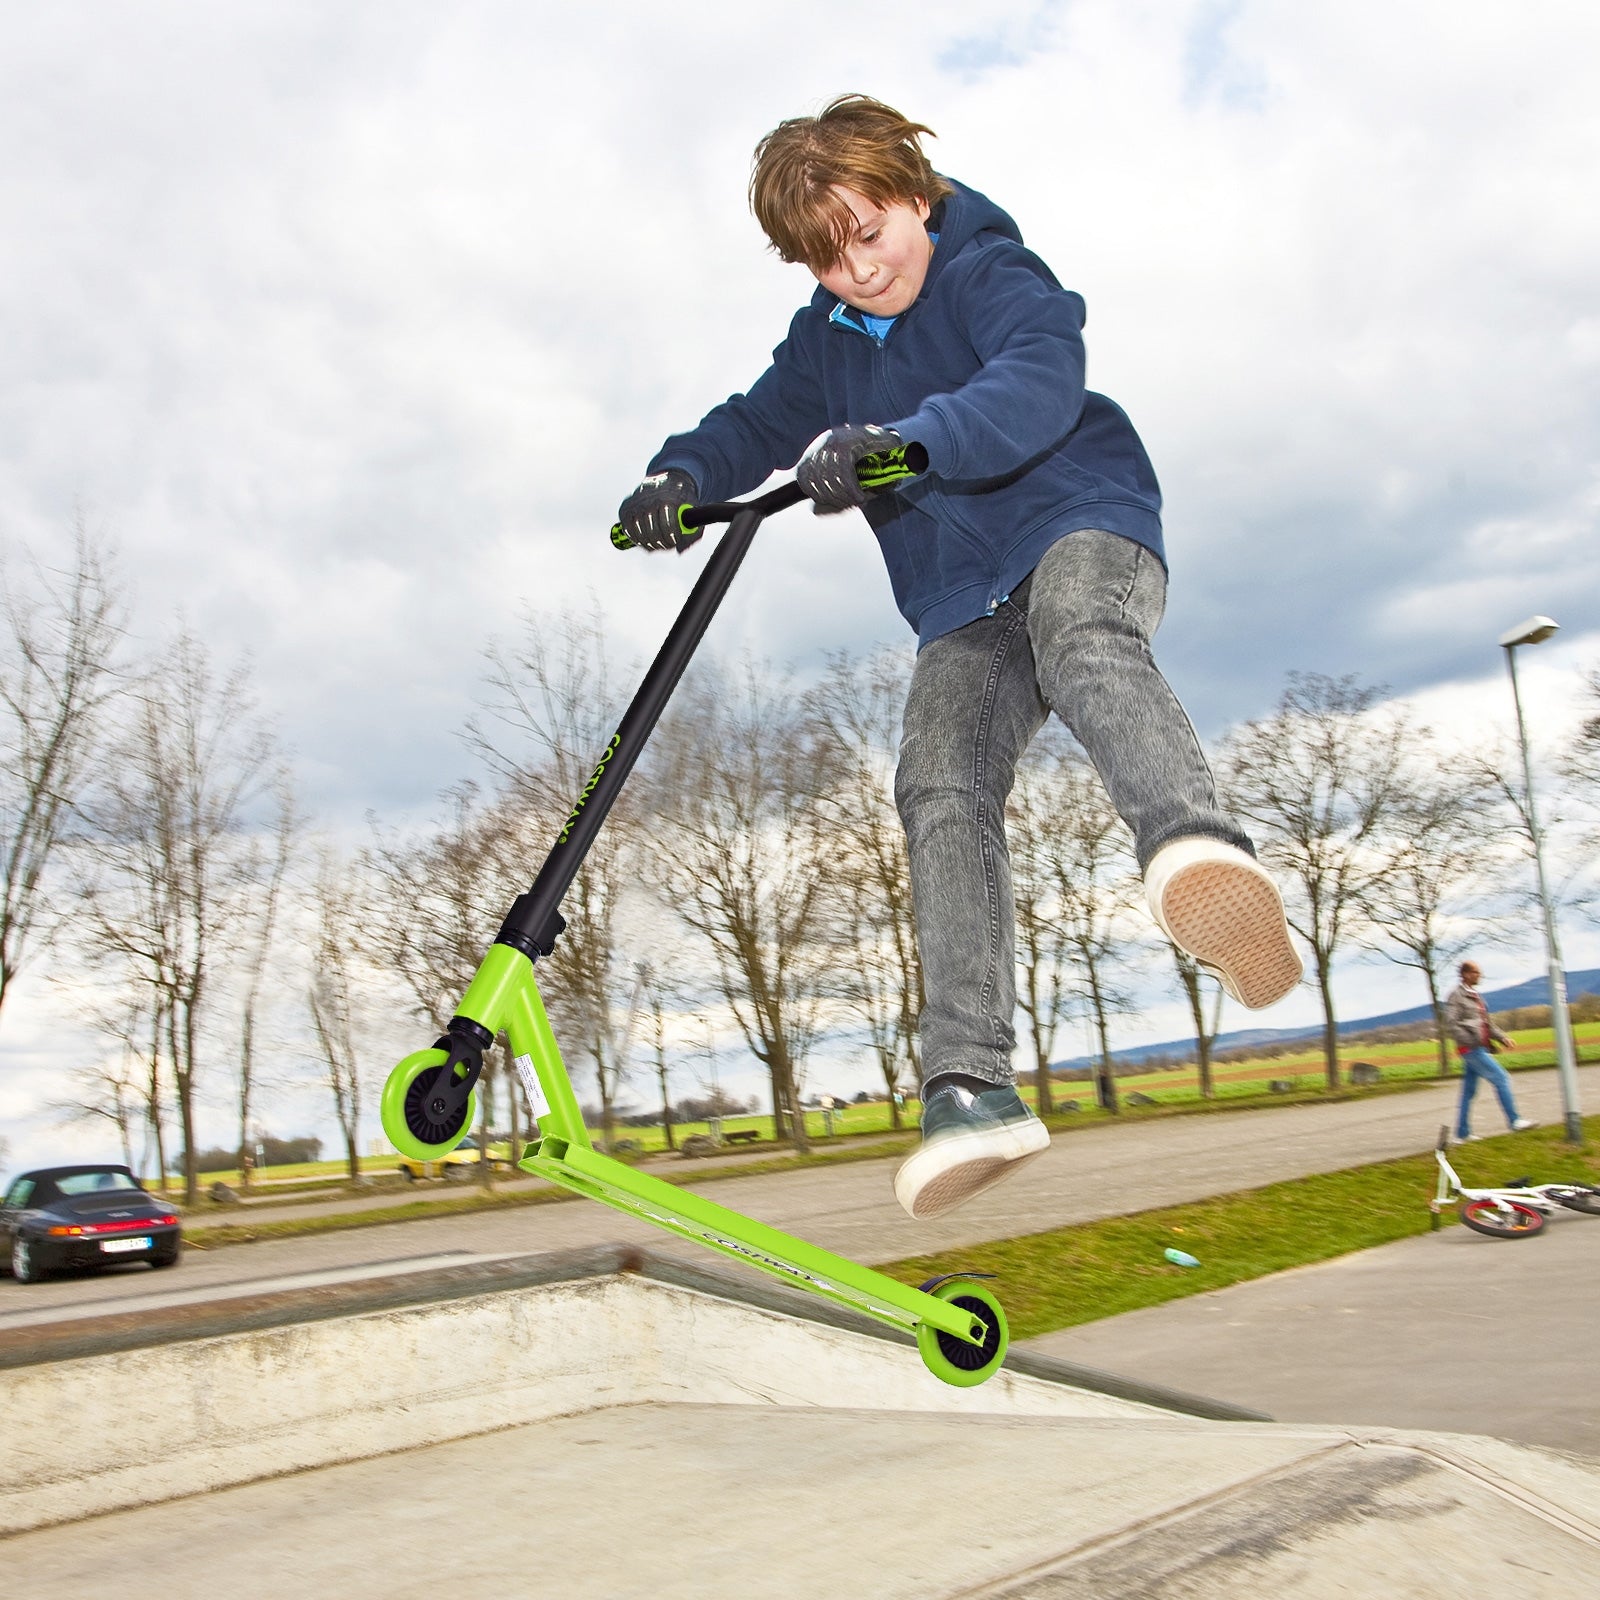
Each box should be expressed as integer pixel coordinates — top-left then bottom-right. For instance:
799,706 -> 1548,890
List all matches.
1446,960 -> 1535,1140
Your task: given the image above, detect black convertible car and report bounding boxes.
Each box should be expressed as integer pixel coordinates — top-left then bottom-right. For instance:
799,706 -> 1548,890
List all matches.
1,1165 -> 182,1283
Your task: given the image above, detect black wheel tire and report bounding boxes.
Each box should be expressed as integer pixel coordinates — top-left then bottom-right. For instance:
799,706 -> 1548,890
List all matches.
400,1166 -> 417,1182
933,1291 -> 1006,1373
395,1055 -> 476,1154
915,1279 -> 1009,1386
150,1243 -> 182,1269
11,1234 -> 45,1283
1461,1198 -> 1546,1238
1554,1188 -> 1600,1216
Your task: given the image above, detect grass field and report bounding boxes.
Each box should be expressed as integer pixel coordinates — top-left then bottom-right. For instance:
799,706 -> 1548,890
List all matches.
878,1116 -> 1600,1340
172,1022 -> 1600,1189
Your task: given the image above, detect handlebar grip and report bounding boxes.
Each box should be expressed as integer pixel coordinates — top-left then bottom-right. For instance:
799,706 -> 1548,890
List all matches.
857,441 -> 929,489
610,504 -> 704,554
610,442 -> 926,550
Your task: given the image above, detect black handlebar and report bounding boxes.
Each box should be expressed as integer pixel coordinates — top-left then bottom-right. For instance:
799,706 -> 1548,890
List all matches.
681,480 -> 807,532
610,444 -> 924,552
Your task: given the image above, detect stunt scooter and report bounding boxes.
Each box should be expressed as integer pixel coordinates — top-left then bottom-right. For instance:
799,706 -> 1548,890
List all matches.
1430,1126 -> 1600,1238
379,455 -> 1011,1387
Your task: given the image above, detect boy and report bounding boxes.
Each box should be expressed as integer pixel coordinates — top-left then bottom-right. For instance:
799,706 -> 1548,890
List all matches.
616,95 -> 1302,1221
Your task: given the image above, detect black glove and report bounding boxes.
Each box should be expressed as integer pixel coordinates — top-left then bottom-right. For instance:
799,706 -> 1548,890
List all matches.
796,425 -> 924,513
614,468 -> 699,551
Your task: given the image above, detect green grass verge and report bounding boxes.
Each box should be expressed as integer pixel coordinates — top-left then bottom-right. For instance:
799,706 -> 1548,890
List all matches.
877,1119 -> 1600,1342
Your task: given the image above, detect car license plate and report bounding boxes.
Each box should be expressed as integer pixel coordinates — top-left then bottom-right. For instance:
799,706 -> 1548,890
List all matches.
99,1235 -> 151,1254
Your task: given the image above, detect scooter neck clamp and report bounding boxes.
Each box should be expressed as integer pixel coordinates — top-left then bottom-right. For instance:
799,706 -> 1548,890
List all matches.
497,895 -> 567,960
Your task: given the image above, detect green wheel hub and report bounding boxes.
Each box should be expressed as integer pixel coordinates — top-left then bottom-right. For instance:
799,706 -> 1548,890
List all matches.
915,1278 -> 1008,1387
381,1048 -> 479,1161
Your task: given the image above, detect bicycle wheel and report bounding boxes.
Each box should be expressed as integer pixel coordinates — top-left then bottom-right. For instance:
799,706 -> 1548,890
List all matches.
1552,1186 -> 1600,1216
1461,1198 -> 1545,1238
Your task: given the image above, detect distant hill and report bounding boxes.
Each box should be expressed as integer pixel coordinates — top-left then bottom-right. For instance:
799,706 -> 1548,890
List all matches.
1051,967 -> 1600,1073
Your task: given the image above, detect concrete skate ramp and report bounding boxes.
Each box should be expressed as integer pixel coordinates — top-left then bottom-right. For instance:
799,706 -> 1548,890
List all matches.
4,1245 -> 1599,1596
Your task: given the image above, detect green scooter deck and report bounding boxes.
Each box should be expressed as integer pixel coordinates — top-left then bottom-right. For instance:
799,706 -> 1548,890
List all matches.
519,1140 -> 982,1346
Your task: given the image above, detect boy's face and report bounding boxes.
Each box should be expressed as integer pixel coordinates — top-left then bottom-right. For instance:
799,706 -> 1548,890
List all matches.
812,186 -> 933,317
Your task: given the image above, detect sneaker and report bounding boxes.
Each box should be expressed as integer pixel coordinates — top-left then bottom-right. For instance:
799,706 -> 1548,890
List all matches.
1144,838 -> 1303,1010
1455,1133 -> 1480,1143
1512,1118 -> 1537,1131
894,1083 -> 1050,1221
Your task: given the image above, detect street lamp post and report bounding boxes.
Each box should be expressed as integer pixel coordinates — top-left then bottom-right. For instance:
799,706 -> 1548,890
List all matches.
1498,615 -> 1583,1143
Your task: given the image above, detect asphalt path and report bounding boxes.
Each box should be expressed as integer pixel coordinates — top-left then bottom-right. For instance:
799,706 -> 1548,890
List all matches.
5,1065 -> 1590,1333
1030,1204 -> 1600,1459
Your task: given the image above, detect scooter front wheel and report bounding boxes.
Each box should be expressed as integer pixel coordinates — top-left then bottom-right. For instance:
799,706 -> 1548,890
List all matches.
915,1278 -> 1009,1387
1461,1197 -> 1545,1238
381,1049 -> 479,1161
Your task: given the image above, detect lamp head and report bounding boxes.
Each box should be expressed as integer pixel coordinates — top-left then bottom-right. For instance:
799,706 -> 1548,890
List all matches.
1498,615 -> 1559,649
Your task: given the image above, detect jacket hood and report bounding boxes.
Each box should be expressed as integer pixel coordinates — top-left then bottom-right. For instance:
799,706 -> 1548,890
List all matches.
807,178 -> 1023,317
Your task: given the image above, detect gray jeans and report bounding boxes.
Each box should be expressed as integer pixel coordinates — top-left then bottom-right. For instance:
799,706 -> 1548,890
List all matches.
894,529 -> 1249,1086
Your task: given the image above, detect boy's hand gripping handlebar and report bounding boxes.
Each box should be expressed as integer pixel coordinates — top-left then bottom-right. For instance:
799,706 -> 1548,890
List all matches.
610,440 -> 927,552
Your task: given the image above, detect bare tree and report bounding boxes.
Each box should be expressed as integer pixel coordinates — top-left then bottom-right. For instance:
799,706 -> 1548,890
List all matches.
1011,732 -> 1144,1114
0,523 -> 126,1022
1009,738 -> 1077,1116
234,772 -> 298,1190
1567,667 -> 1600,786
307,847 -> 368,1181
1467,726 -> 1593,937
1359,754 -> 1505,1073
50,1029 -> 142,1171
637,963 -> 680,1151
805,648 -> 920,1127
139,994 -> 171,1188
1566,667 -> 1600,927
649,660 -> 832,1153
1170,945 -> 1223,1098
72,631 -> 283,1204
1548,668 -> 1600,928
366,782 -> 525,1176
465,605 -> 652,1152
1217,673 -> 1412,1089
369,784 -> 512,1025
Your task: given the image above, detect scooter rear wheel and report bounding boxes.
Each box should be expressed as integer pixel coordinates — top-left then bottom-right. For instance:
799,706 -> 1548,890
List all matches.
915,1278 -> 1008,1387
381,1049 -> 480,1161
1461,1197 -> 1545,1238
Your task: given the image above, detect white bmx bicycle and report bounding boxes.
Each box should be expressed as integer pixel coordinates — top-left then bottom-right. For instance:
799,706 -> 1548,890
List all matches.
1431,1126 -> 1600,1239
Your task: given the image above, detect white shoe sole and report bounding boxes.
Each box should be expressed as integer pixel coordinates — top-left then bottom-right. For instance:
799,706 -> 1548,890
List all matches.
894,1118 -> 1051,1221
1146,841 -> 1302,1010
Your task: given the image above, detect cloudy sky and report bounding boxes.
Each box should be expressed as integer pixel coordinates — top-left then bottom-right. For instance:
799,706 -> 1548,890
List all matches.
4,1 -> 1598,1171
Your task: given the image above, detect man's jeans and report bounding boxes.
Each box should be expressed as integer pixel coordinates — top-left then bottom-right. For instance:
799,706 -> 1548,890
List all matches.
1456,1047 -> 1520,1137
895,529 -> 1249,1087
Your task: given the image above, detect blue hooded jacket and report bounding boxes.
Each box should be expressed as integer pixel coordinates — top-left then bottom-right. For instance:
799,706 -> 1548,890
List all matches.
648,179 -> 1164,646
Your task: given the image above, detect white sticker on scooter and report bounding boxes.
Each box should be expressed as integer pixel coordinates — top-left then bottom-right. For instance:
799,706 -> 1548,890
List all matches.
514,1053 -> 551,1120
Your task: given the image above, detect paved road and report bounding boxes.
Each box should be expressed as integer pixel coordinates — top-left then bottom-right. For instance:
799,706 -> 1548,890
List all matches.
5,1066 -> 1589,1332
1030,1205 -> 1600,1459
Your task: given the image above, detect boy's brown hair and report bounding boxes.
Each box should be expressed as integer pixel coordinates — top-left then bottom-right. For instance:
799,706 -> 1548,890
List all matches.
750,94 -> 955,271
